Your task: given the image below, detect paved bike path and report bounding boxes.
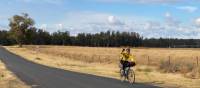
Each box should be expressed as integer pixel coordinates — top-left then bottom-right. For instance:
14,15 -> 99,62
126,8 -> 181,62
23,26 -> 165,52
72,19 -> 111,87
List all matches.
0,47 -> 161,88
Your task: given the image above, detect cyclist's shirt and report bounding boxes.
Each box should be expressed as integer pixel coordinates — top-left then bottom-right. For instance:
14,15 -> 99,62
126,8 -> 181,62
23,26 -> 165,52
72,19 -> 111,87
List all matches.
122,53 -> 136,63
128,54 -> 136,62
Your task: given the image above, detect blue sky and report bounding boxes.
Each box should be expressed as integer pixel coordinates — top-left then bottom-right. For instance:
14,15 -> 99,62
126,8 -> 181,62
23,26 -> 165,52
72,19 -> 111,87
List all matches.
1,0 -> 200,38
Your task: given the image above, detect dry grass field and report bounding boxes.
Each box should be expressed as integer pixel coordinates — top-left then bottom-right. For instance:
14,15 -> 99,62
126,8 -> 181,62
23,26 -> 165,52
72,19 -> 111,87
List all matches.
0,60 -> 30,88
4,45 -> 200,88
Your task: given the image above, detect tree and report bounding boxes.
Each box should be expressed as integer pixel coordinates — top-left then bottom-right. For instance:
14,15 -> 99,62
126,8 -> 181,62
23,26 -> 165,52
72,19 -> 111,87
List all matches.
36,29 -> 51,45
24,27 -> 37,44
0,30 -> 15,45
51,31 -> 70,45
9,13 -> 35,47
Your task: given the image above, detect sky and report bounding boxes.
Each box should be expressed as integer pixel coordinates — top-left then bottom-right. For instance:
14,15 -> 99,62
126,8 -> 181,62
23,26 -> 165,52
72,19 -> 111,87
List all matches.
1,0 -> 200,38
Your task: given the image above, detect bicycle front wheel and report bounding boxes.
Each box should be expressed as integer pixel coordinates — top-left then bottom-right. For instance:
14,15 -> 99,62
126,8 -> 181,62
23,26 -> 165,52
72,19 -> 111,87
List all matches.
127,69 -> 135,84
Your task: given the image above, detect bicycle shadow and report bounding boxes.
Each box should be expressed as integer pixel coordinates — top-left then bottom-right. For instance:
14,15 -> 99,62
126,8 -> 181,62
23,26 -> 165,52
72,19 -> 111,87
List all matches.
120,81 -> 162,88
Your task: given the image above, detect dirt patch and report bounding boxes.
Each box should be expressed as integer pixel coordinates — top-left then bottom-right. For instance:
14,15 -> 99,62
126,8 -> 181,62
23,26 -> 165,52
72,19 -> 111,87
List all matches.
0,60 -> 30,88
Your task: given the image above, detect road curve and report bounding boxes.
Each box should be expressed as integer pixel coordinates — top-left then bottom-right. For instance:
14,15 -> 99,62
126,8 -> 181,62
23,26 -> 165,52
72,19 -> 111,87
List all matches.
0,47 -> 161,88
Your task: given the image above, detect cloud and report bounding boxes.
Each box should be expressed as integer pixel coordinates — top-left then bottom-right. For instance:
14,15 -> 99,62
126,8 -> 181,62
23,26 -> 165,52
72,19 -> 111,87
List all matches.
195,18 -> 200,26
164,12 -> 180,27
107,16 -> 124,25
143,21 -> 161,30
39,24 -> 47,30
165,12 -> 171,18
54,24 -> 63,30
39,11 -> 200,38
177,6 -> 198,13
57,11 -> 130,35
62,11 -> 110,25
0,25 -> 8,30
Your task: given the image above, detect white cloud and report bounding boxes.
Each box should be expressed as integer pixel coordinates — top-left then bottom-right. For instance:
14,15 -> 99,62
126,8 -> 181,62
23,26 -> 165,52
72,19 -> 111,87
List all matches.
0,25 -> 8,30
143,21 -> 161,30
57,11 -> 133,35
164,12 -> 180,27
39,11 -> 200,38
195,18 -> 200,26
55,24 -> 63,30
165,12 -> 171,18
62,11 -> 110,26
39,24 -> 47,30
177,6 -> 198,13
108,16 -> 116,24
107,16 -> 124,25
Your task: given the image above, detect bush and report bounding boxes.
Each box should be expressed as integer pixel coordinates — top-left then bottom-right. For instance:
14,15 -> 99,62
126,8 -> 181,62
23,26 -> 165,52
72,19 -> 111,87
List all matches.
185,67 -> 200,79
159,60 -> 195,73
159,59 -> 200,78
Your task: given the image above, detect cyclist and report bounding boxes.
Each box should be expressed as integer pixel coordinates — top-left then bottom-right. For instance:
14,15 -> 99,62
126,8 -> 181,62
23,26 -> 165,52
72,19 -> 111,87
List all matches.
120,48 -> 136,76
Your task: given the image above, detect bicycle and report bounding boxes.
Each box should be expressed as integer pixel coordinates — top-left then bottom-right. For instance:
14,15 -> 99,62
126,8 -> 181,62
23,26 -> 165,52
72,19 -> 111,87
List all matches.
119,66 -> 135,84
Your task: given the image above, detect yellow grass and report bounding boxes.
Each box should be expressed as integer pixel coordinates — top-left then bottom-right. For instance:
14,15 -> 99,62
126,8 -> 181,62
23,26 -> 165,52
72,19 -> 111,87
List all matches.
4,45 -> 200,88
19,45 -> 200,65
0,60 -> 30,88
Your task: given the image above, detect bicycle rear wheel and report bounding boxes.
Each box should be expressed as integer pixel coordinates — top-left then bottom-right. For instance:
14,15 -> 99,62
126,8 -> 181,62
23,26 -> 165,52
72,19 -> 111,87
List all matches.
119,69 -> 125,81
127,69 -> 135,84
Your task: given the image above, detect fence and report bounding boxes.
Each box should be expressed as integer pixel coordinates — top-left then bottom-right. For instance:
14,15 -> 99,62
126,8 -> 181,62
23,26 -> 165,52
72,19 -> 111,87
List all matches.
33,47 -> 200,69
145,55 -> 199,66
53,52 -> 200,68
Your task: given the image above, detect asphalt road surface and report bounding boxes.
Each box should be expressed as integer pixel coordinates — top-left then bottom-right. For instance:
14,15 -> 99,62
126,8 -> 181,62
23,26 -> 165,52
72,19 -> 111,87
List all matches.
0,46 -> 161,88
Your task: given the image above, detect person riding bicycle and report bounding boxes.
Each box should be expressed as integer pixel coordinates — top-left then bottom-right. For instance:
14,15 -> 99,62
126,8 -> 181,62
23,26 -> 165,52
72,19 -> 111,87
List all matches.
120,48 -> 136,75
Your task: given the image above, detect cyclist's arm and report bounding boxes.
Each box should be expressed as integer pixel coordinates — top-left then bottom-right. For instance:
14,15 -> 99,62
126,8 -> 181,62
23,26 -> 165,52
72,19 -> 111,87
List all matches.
129,55 -> 136,63
120,52 -> 126,60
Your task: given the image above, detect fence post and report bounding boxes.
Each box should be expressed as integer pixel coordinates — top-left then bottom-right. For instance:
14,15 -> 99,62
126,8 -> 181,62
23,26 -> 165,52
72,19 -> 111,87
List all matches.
147,56 -> 150,65
107,56 -> 110,63
197,56 -> 199,66
36,46 -> 39,58
98,56 -> 101,63
92,55 -> 94,62
168,56 -> 171,65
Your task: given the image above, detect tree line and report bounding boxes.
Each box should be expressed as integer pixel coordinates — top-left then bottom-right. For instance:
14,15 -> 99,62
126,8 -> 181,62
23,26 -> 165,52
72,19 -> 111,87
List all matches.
142,38 -> 200,48
1,27 -> 200,48
0,29 -> 143,47
1,13 -> 200,48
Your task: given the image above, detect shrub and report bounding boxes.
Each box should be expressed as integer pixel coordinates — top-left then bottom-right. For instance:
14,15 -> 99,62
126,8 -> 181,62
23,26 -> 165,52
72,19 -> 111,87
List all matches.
159,60 -> 194,73
159,59 -> 200,78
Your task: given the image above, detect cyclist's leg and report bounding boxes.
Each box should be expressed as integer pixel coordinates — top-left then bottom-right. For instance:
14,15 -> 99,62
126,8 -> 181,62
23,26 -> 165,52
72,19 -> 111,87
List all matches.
127,62 -> 131,74
127,62 -> 136,74
124,61 -> 130,78
123,61 -> 128,74
121,60 -> 125,74
119,60 -> 125,77
126,62 -> 134,80
120,60 -> 124,69
119,60 -> 125,76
